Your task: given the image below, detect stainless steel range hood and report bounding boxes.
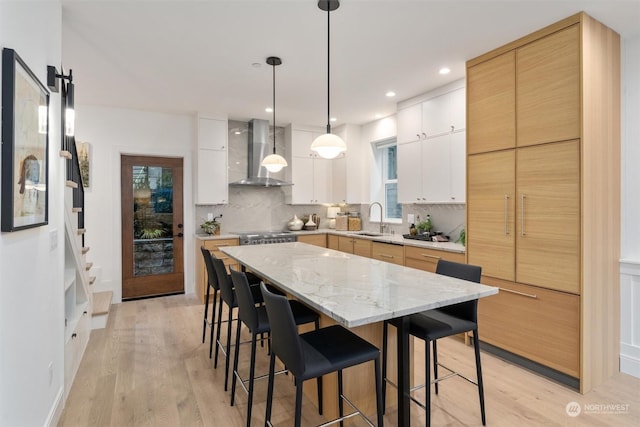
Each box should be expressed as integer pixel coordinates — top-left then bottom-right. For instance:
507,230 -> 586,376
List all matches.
229,119 -> 292,187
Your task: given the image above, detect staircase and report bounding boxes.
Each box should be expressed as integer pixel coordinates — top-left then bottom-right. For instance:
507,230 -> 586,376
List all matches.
62,140 -> 111,397
63,142 -> 113,328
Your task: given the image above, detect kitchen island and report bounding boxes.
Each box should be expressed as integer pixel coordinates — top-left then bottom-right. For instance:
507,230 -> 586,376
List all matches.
221,242 -> 497,426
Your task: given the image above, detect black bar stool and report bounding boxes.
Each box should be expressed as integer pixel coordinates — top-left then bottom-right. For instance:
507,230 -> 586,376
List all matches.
211,255 -> 263,391
200,246 -> 221,358
261,283 -> 384,427
230,268 -> 320,426
381,259 -> 486,427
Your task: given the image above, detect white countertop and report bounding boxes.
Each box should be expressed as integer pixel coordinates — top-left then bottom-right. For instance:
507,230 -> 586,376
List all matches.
196,229 -> 466,254
221,242 -> 496,328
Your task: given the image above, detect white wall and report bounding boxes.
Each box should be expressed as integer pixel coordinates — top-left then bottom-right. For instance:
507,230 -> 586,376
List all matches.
620,34 -> 640,378
75,106 -> 195,303
0,2 -> 65,426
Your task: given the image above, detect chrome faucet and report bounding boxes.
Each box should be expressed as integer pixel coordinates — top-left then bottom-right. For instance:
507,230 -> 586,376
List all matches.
369,202 -> 384,234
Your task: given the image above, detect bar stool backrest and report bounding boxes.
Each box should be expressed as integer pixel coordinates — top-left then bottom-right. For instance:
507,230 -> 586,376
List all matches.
260,283 -> 305,376
230,268 -> 259,331
212,255 -> 235,306
201,246 -> 220,291
435,259 -> 482,323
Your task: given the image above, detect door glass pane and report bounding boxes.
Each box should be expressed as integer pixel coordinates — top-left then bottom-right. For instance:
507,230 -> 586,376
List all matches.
133,165 -> 174,277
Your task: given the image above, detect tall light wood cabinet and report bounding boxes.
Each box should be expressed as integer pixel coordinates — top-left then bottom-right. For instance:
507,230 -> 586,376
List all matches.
466,13 -> 620,393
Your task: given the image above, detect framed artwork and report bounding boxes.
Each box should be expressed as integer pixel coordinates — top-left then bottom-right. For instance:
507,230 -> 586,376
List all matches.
1,48 -> 50,231
76,141 -> 90,189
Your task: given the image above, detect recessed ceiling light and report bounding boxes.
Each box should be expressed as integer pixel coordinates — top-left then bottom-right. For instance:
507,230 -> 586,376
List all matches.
234,131 -> 241,135
439,67 -> 451,75
385,91 -> 396,97
330,117 -> 337,122
265,107 -> 273,113
252,62 -> 262,68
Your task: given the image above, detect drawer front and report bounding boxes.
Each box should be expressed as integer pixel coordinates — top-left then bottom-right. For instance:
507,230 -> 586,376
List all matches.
204,238 -> 238,250
404,246 -> 465,272
298,234 -> 327,247
478,277 -> 579,377
353,238 -> 372,257
372,242 -> 404,265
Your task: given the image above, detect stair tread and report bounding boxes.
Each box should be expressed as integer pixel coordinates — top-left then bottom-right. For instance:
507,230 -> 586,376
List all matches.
85,262 -> 93,271
89,276 -> 96,285
93,291 -> 113,316
82,246 -> 90,254
59,150 -> 72,159
66,180 -> 78,188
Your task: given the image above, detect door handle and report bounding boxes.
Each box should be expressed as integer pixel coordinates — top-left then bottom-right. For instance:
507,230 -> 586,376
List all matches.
521,194 -> 526,236
504,195 -> 510,235
174,232 -> 184,238
177,223 -> 183,229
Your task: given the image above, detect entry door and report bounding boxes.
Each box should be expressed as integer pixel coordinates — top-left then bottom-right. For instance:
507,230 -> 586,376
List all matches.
121,155 -> 184,299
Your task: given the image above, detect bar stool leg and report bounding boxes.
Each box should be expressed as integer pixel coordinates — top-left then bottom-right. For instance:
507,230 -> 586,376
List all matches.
295,381 -> 303,427
209,292 -> 218,358
338,370 -> 344,427
230,321 -> 242,406
214,300 -> 224,368
374,357 -> 384,427
317,375 -> 323,415
426,338 -> 432,427
224,307 -> 234,391
247,333 -> 258,427
265,353 -> 276,427
381,320 -> 389,414
433,340 -> 439,395
473,330 -> 486,425
203,284 -> 210,343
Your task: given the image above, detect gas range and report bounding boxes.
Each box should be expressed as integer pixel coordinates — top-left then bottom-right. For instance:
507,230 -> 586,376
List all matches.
234,231 -> 298,245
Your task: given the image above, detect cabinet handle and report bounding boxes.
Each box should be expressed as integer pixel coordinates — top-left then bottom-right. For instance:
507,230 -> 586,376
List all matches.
416,133 -> 421,140
72,333 -> 77,339
521,194 -> 526,236
379,254 -> 394,259
451,125 -> 454,132
422,132 -> 427,139
420,253 -> 441,260
504,195 -> 510,235
499,287 -> 537,299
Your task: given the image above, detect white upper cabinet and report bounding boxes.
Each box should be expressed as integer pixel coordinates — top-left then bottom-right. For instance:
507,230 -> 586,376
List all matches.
198,117 -> 227,150
196,115 -> 228,205
397,103 -> 423,144
285,125 -> 334,204
422,87 -> 466,136
396,84 -> 466,204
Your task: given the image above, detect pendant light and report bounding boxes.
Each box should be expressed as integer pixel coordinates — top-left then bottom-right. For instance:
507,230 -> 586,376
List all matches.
310,0 -> 347,160
261,56 -> 288,173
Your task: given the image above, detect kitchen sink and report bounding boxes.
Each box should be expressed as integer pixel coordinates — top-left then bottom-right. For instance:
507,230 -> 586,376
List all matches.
349,231 -> 383,237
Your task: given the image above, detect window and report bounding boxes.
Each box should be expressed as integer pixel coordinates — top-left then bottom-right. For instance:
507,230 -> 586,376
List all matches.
372,138 -> 402,222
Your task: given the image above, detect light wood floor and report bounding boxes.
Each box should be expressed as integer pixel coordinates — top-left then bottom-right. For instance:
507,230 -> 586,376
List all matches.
59,294 -> 639,426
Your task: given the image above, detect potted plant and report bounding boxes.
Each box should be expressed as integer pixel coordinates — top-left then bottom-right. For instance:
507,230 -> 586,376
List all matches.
200,214 -> 222,235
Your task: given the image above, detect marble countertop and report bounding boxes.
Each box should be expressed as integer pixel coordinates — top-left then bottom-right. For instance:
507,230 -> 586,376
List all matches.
221,242 -> 496,328
196,229 -> 465,254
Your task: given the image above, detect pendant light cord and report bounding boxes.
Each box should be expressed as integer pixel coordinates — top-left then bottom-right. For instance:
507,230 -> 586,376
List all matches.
326,4 -> 331,135
272,60 -> 277,154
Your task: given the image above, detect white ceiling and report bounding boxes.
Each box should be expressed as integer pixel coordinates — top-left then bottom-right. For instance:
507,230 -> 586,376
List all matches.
61,0 -> 640,128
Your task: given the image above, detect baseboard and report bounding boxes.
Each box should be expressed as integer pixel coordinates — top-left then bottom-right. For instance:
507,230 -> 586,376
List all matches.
480,341 -> 580,390
620,347 -> 640,379
44,387 -> 64,427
